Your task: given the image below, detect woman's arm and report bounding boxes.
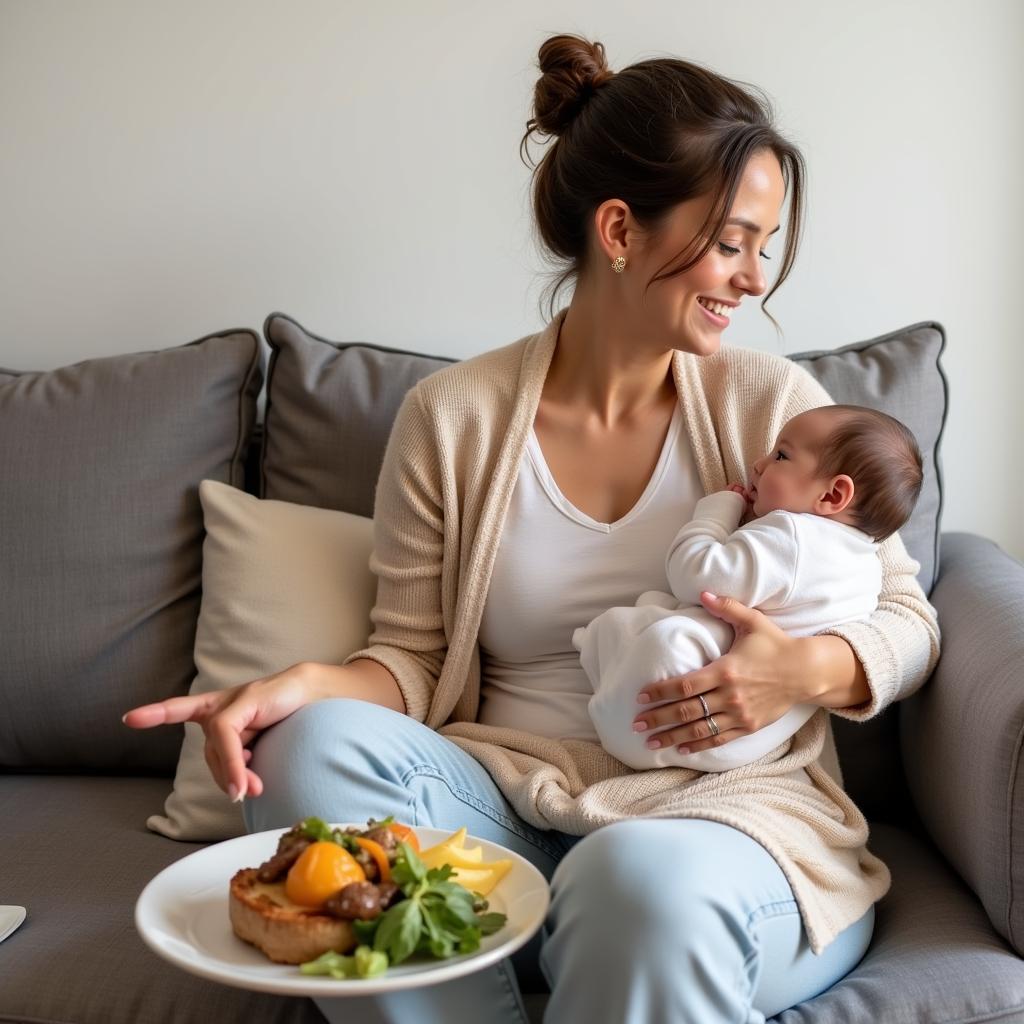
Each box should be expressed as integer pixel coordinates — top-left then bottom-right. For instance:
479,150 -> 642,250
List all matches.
123,657 -> 406,801
813,529 -> 941,718
341,387 -> 449,723
801,635 -> 871,710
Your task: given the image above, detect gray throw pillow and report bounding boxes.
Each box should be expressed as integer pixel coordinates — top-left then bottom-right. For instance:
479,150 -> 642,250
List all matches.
261,313 -> 454,516
0,330 -> 262,773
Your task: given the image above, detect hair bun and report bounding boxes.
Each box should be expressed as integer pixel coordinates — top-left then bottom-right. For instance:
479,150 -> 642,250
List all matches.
529,33 -> 615,137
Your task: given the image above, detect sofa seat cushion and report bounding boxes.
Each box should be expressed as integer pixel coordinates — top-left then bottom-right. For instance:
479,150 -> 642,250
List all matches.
771,822 -> 1024,1023
5,779 -> 1022,1023
0,330 -> 262,773
0,775 -> 321,1024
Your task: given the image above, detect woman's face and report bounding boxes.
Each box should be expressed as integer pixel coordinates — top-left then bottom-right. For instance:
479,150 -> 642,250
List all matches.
613,148 -> 787,356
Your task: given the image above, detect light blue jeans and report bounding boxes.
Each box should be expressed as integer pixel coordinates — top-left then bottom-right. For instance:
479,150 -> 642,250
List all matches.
243,698 -> 874,1024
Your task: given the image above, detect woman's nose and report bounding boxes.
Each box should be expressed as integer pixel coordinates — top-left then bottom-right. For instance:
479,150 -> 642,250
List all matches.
734,255 -> 767,296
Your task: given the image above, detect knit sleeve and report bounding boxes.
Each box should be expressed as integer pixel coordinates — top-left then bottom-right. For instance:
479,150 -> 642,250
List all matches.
342,386 -> 446,722
781,364 -> 941,720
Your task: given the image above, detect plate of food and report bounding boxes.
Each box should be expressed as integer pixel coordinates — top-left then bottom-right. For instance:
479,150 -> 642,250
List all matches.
135,816 -> 550,996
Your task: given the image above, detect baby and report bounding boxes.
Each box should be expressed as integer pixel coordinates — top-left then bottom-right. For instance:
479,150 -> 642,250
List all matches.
572,403 -> 924,772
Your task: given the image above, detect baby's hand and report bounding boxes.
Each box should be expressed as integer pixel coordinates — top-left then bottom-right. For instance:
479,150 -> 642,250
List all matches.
727,484 -> 756,525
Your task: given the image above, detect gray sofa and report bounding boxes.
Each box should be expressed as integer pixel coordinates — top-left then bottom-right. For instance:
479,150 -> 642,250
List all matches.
3,313 -> 1023,1024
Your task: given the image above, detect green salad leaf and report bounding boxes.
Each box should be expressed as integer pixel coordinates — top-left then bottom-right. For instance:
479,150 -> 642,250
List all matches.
297,830 -> 510,979
355,841 -> 508,966
300,944 -> 388,979
297,816 -> 360,855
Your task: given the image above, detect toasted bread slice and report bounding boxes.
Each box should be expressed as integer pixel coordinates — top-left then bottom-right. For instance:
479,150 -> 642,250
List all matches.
229,867 -> 357,965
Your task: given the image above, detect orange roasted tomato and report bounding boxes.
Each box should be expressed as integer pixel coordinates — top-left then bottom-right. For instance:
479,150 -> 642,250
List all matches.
387,822 -> 420,852
284,841 -> 366,908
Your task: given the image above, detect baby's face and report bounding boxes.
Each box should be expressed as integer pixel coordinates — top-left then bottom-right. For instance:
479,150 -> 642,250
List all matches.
749,410 -> 834,518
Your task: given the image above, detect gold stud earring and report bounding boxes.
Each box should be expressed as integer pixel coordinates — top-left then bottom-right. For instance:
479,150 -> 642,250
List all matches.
611,256 -> 626,273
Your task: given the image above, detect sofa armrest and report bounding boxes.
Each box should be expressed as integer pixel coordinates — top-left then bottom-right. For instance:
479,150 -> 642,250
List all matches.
900,531 -> 1024,955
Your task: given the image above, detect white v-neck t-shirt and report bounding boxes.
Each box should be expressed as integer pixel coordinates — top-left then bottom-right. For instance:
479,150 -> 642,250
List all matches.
477,402 -> 706,740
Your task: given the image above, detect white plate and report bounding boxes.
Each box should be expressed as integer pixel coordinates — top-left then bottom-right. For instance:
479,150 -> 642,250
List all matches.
135,825 -> 549,996
0,905 -> 26,943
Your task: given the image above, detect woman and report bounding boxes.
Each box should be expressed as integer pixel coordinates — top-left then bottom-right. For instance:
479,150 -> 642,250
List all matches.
126,33 -> 939,1022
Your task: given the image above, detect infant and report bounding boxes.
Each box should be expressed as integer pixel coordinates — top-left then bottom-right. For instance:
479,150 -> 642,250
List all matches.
572,404 -> 924,772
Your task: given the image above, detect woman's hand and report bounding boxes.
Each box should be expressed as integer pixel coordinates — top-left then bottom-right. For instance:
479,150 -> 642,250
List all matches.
631,593 -> 816,755
122,663 -> 322,802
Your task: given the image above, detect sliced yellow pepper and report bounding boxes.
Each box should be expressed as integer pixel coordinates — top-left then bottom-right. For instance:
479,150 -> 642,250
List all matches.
444,860 -> 512,896
418,827 -> 512,895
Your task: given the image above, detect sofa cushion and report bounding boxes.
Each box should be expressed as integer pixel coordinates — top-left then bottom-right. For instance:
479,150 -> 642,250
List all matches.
0,775 -> 323,1024
5,780 -> 1022,1024
261,313 -> 453,516
147,480 -> 377,842
771,822 -> 1024,1023
0,331 -> 262,773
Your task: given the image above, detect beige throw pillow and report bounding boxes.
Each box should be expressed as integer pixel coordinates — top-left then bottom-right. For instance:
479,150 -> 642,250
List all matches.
147,479 -> 376,841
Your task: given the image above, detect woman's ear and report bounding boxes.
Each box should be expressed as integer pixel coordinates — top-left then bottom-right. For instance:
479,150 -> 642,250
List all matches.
815,474 -> 855,516
592,197 -> 633,262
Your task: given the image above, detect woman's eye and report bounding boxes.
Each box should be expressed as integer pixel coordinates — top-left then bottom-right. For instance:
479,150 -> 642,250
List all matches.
718,242 -> 772,261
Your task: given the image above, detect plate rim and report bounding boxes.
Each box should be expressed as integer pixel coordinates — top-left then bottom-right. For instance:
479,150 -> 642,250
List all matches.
134,824 -> 550,996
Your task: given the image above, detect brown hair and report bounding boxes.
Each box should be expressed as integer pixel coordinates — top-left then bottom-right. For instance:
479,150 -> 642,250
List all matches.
811,406 -> 924,542
520,33 -> 807,327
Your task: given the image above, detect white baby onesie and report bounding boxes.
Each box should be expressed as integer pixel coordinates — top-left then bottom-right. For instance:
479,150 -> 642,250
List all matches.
572,490 -> 882,771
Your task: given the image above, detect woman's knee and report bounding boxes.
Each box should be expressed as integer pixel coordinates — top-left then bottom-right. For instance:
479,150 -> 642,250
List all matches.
251,698 -> 402,777
551,820 -> 728,934
246,698 -> 417,829
549,818 -> 787,942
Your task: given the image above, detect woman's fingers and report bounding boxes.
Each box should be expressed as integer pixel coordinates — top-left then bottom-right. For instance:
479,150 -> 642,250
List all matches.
699,592 -> 762,632
122,691 -> 224,728
245,767 -> 264,798
636,708 -> 741,753
126,664 -> 316,800
207,711 -> 253,802
203,737 -> 226,793
203,724 -> 261,799
636,666 -> 714,708
634,683 -> 716,730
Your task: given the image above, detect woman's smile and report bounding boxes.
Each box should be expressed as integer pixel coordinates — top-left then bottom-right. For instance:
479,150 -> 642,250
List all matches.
697,299 -> 731,328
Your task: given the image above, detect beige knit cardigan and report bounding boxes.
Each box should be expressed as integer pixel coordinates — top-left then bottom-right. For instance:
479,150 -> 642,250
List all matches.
344,307 -> 941,954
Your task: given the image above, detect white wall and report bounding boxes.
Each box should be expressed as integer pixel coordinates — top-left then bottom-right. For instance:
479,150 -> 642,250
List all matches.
2,0 -> 1021,559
